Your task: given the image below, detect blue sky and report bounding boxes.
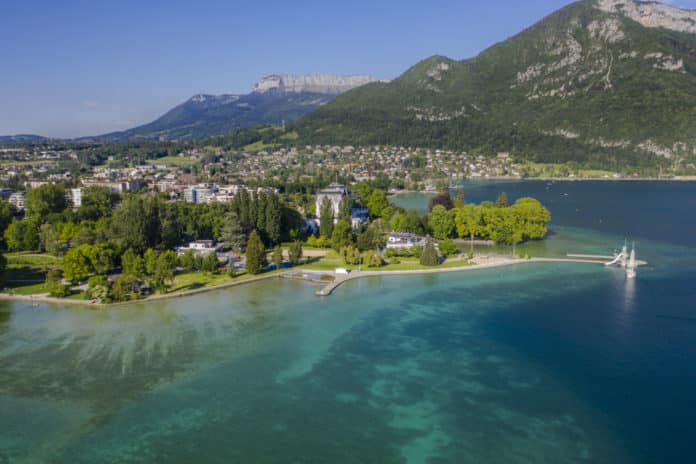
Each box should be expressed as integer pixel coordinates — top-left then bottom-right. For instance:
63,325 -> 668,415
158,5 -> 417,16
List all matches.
1,0 -> 696,138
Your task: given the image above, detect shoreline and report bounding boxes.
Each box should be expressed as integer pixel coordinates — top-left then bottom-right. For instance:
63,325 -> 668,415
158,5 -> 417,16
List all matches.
0,272 -> 292,308
313,256 -> 645,296
388,177 -> 696,197
0,255 -> 645,307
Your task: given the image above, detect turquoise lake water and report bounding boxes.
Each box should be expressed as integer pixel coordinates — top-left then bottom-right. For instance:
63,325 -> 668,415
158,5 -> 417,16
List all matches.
1,181 -> 695,463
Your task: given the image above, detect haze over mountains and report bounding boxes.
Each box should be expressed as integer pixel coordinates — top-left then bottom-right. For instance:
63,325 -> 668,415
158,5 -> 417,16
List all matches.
294,0 -> 696,163
89,74 -> 382,142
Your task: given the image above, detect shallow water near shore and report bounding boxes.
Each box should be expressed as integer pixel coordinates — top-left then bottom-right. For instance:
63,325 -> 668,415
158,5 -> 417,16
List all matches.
1,181 -> 696,463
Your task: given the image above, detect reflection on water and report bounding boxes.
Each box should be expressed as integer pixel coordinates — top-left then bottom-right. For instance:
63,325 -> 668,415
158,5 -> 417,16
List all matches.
623,274 -> 636,313
2,180 -> 696,463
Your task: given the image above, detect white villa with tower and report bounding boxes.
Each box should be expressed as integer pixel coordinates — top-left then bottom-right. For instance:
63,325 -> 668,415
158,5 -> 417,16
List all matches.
315,183 -> 368,229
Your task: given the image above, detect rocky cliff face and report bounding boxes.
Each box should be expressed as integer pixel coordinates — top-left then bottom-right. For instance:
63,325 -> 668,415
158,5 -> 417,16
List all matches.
596,0 -> 696,34
254,74 -> 381,95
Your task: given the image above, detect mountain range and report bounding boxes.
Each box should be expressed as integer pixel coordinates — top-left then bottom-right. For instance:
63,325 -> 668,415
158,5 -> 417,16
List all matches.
0,135 -> 48,144
3,0 -> 696,167
90,74 -> 381,142
291,0 -> 696,164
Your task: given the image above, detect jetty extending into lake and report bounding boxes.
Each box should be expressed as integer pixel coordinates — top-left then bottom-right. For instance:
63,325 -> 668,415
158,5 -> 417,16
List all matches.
314,255 -> 648,297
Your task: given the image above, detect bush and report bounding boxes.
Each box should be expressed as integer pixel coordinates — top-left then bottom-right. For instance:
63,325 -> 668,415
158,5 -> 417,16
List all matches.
341,245 -> 362,265
46,269 -> 69,297
306,235 -> 331,248
366,250 -> 384,268
201,252 -> 219,274
438,239 -> 458,258
288,241 -> 303,265
272,246 -> 283,269
87,275 -> 111,302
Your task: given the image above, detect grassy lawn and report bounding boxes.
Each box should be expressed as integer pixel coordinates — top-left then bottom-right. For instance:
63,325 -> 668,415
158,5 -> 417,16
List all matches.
146,156 -> 199,167
5,252 -> 63,266
66,291 -> 88,300
0,160 -> 51,166
242,140 -> 277,152
578,169 -> 617,178
300,256 -> 474,272
3,266 -> 49,294
166,268 -> 287,294
280,131 -> 299,140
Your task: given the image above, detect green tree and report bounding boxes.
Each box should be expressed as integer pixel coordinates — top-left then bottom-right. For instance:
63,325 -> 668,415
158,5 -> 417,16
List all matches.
265,193 -> 282,245
341,245 -> 362,265
511,197 -> 551,240
63,245 -> 94,283
245,230 -> 266,275
89,244 -> 114,275
454,188 -> 466,208
4,219 -> 39,251
25,184 -> 67,217
331,219 -> 353,251
78,186 -> 119,221
71,223 -> 97,246
110,195 -> 160,253
420,238 -> 439,266
438,238 -> 458,258
0,251 -> 6,284
0,200 -> 13,238
288,241 -> 303,265
496,192 -> 509,208
428,193 -> 454,212
144,248 -> 157,276
454,204 -> 483,241
366,250 -> 384,268
319,196 -> 334,238
178,249 -> 198,271
352,181 -> 373,206
272,246 -> 283,269
218,212 -> 244,253
393,209 -> 426,235
46,269 -> 69,297
122,248 -> 144,277
153,250 -> 177,292
112,274 -> 139,302
201,252 -> 219,273
39,223 -> 61,255
86,275 -> 111,302
429,205 -> 455,240
338,196 -> 352,222
366,189 -> 389,218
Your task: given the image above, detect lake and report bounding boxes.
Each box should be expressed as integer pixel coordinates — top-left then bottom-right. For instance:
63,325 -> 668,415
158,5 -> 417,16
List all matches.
1,180 -> 695,463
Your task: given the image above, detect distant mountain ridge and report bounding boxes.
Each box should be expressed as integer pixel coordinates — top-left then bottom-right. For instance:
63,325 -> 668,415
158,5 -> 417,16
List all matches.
0,134 -> 48,144
93,74 -> 382,142
291,0 -> 696,164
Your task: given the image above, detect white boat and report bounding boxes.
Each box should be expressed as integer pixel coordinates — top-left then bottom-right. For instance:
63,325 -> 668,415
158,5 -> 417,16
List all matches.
626,244 -> 636,279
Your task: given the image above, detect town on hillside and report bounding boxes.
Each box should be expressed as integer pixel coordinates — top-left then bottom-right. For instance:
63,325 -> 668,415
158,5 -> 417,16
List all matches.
0,144 -> 551,304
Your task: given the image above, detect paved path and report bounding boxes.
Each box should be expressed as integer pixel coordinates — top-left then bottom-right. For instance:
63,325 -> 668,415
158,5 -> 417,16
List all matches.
315,256 -> 649,297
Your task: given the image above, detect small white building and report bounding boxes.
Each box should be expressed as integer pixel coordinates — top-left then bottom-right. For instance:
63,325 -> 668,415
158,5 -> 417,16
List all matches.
183,185 -> 214,204
175,240 -> 217,256
386,232 -> 427,249
67,188 -> 82,209
8,191 -> 25,211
